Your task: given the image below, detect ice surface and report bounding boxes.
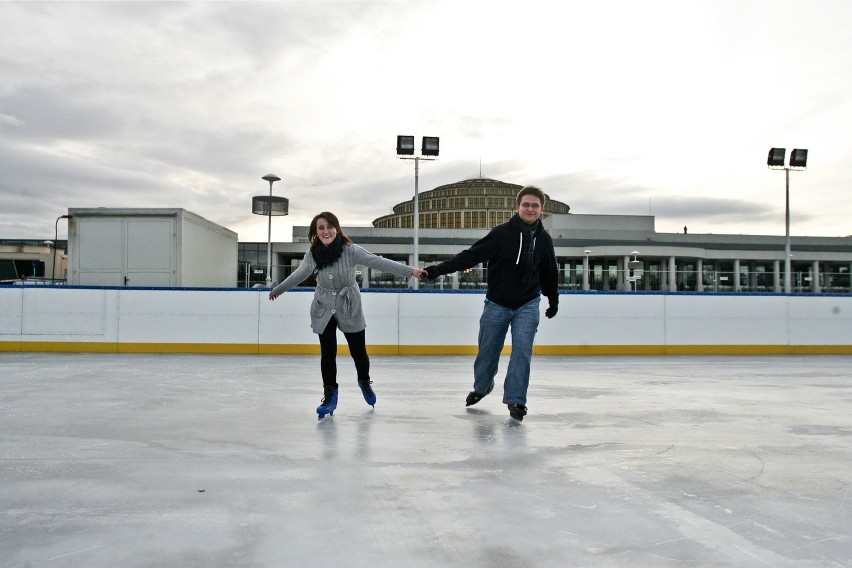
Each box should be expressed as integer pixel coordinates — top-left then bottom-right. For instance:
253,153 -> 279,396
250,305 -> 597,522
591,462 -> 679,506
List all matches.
1,353 -> 850,567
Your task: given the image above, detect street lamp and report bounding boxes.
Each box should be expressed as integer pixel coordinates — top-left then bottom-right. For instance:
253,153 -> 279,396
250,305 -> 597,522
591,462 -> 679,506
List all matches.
768,148 -> 808,293
397,135 -> 439,289
252,173 -> 288,287
627,251 -> 643,292
52,214 -> 70,284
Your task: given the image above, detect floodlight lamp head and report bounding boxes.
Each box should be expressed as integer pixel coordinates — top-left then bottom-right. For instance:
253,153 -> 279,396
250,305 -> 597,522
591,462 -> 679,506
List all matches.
262,174 -> 281,183
789,148 -> 808,168
767,148 -> 786,167
421,136 -> 439,157
396,135 -> 415,156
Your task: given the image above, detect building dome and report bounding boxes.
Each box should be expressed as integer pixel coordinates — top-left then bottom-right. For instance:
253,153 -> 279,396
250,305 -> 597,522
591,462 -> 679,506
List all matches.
372,177 -> 570,229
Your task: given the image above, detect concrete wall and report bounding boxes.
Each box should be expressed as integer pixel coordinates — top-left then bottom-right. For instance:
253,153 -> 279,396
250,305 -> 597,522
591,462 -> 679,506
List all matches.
1,287 -> 850,355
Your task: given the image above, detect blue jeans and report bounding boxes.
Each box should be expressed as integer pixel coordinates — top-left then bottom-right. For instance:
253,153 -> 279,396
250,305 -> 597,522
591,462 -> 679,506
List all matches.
473,297 -> 540,406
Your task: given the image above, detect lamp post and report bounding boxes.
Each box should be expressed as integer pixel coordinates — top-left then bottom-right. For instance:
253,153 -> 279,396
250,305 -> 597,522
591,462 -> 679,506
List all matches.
583,249 -> 591,291
52,214 -> 70,284
768,148 -> 808,293
397,135 -> 438,289
627,251 -> 642,292
252,174 -> 288,287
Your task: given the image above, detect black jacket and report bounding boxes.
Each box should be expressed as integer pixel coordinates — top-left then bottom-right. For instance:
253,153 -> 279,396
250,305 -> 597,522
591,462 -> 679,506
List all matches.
429,214 -> 558,309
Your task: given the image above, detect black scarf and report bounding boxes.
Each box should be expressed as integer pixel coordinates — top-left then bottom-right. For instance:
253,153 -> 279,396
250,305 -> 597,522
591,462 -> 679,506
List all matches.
311,235 -> 345,270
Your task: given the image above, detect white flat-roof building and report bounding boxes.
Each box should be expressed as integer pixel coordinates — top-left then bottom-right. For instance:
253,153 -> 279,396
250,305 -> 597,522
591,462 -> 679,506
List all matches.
68,208 -> 238,287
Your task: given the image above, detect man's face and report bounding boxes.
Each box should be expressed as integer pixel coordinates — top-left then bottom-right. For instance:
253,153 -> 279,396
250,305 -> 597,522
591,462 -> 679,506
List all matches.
517,195 -> 543,224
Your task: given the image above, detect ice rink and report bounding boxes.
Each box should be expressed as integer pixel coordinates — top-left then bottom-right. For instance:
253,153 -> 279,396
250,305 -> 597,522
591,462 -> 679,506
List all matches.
1,353 -> 850,567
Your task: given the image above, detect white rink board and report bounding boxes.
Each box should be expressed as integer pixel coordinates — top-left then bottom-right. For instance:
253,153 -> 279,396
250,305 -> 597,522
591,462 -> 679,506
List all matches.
258,288 -> 317,345
1,287 -> 851,353
664,295 -> 789,345
788,294 -> 852,345
117,289 -> 261,344
0,287 -> 23,335
400,292 -> 486,346
538,294 -> 666,346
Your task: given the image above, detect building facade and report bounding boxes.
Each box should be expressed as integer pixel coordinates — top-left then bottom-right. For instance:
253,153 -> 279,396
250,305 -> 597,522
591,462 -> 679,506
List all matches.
372,177 -> 569,229
0,240 -> 67,284
244,178 -> 851,294
4,177 -> 849,293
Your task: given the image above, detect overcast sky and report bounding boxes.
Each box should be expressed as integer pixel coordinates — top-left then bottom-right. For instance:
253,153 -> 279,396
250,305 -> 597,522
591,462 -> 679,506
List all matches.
1,0 -> 851,243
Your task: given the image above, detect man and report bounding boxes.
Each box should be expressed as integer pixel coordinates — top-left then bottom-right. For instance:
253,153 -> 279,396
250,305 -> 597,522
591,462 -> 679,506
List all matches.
424,186 -> 559,421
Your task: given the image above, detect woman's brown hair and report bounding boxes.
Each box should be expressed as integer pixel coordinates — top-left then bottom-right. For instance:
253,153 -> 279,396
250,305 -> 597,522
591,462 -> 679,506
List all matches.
308,212 -> 353,246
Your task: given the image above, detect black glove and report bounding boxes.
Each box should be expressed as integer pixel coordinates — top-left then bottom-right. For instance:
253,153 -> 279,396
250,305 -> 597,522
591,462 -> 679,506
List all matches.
545,300 -> 558,319
424,265 -> 441,280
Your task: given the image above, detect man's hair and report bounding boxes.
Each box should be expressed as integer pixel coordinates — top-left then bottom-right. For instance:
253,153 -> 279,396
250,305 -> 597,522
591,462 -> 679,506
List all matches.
516,185 -> 546,207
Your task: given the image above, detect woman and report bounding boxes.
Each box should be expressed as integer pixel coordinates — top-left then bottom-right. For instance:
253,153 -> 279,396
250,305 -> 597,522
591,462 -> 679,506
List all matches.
269,212 -> 426,419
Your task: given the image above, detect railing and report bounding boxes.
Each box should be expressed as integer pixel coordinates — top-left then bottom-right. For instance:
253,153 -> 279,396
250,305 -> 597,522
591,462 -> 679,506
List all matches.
243,264 -> 850,294
582,270 -> 850,293
0,277 -> 68,286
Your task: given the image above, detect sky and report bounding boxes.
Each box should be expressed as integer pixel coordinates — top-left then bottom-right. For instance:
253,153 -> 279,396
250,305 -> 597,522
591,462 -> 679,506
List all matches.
1,0 -> 851,243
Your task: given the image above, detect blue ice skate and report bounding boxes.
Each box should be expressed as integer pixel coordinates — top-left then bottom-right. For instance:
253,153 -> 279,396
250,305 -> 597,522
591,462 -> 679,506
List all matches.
317,387 -> 338,420
358,380 -> 377,407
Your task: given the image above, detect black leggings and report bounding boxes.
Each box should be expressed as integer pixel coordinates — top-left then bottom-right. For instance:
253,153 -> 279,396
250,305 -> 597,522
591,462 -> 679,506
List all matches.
318,316 -> 370,389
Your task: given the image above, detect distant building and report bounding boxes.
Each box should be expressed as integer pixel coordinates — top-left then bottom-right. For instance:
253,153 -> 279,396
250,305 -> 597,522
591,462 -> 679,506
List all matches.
372,177 -> 569,229
67,208 -> 238,287
3,178 -> 850,293
0,240 -> 67,284
246,177 -> 852,294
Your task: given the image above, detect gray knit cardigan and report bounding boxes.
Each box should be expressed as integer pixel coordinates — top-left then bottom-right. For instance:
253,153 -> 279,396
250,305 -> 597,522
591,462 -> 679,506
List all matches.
270,243 -> 416,334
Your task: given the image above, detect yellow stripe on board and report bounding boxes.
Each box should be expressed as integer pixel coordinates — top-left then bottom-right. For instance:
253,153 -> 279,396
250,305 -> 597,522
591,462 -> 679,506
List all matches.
3,341 -> 851,356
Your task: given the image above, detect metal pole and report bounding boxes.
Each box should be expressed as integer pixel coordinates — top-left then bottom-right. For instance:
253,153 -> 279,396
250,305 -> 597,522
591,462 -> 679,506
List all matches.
53,214 -> 69,285
266,179 -> 273,287
784,167 -> 791,294
413,156 -> 420,290
53,218 -> 59,284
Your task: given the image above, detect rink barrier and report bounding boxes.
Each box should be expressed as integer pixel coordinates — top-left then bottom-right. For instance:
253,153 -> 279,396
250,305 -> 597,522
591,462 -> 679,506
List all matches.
1,286 -> 850,356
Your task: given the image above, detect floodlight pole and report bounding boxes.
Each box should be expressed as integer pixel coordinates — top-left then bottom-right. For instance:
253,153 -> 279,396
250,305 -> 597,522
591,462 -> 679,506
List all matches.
397,136 -> 438,290
784,167 -> 791,294
414,155 -> 420,277
53,214 -> 70,284
768,148 -> 806,294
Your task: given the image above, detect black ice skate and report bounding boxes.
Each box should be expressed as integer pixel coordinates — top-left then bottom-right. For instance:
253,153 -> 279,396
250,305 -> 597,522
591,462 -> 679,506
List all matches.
465,383 -> 494,407
508,404 -> 527,421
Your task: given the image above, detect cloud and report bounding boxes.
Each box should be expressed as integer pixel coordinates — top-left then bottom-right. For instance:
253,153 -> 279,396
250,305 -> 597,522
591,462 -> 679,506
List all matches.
1,1 -> 851,242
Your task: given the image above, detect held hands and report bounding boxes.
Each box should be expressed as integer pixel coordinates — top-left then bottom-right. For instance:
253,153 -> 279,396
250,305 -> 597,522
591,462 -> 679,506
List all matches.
412,268 -> 428,279
423,266 -> 440,280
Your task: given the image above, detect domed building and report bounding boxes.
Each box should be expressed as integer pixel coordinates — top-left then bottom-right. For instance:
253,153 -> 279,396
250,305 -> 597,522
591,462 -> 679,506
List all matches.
372,177 -> 570,229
